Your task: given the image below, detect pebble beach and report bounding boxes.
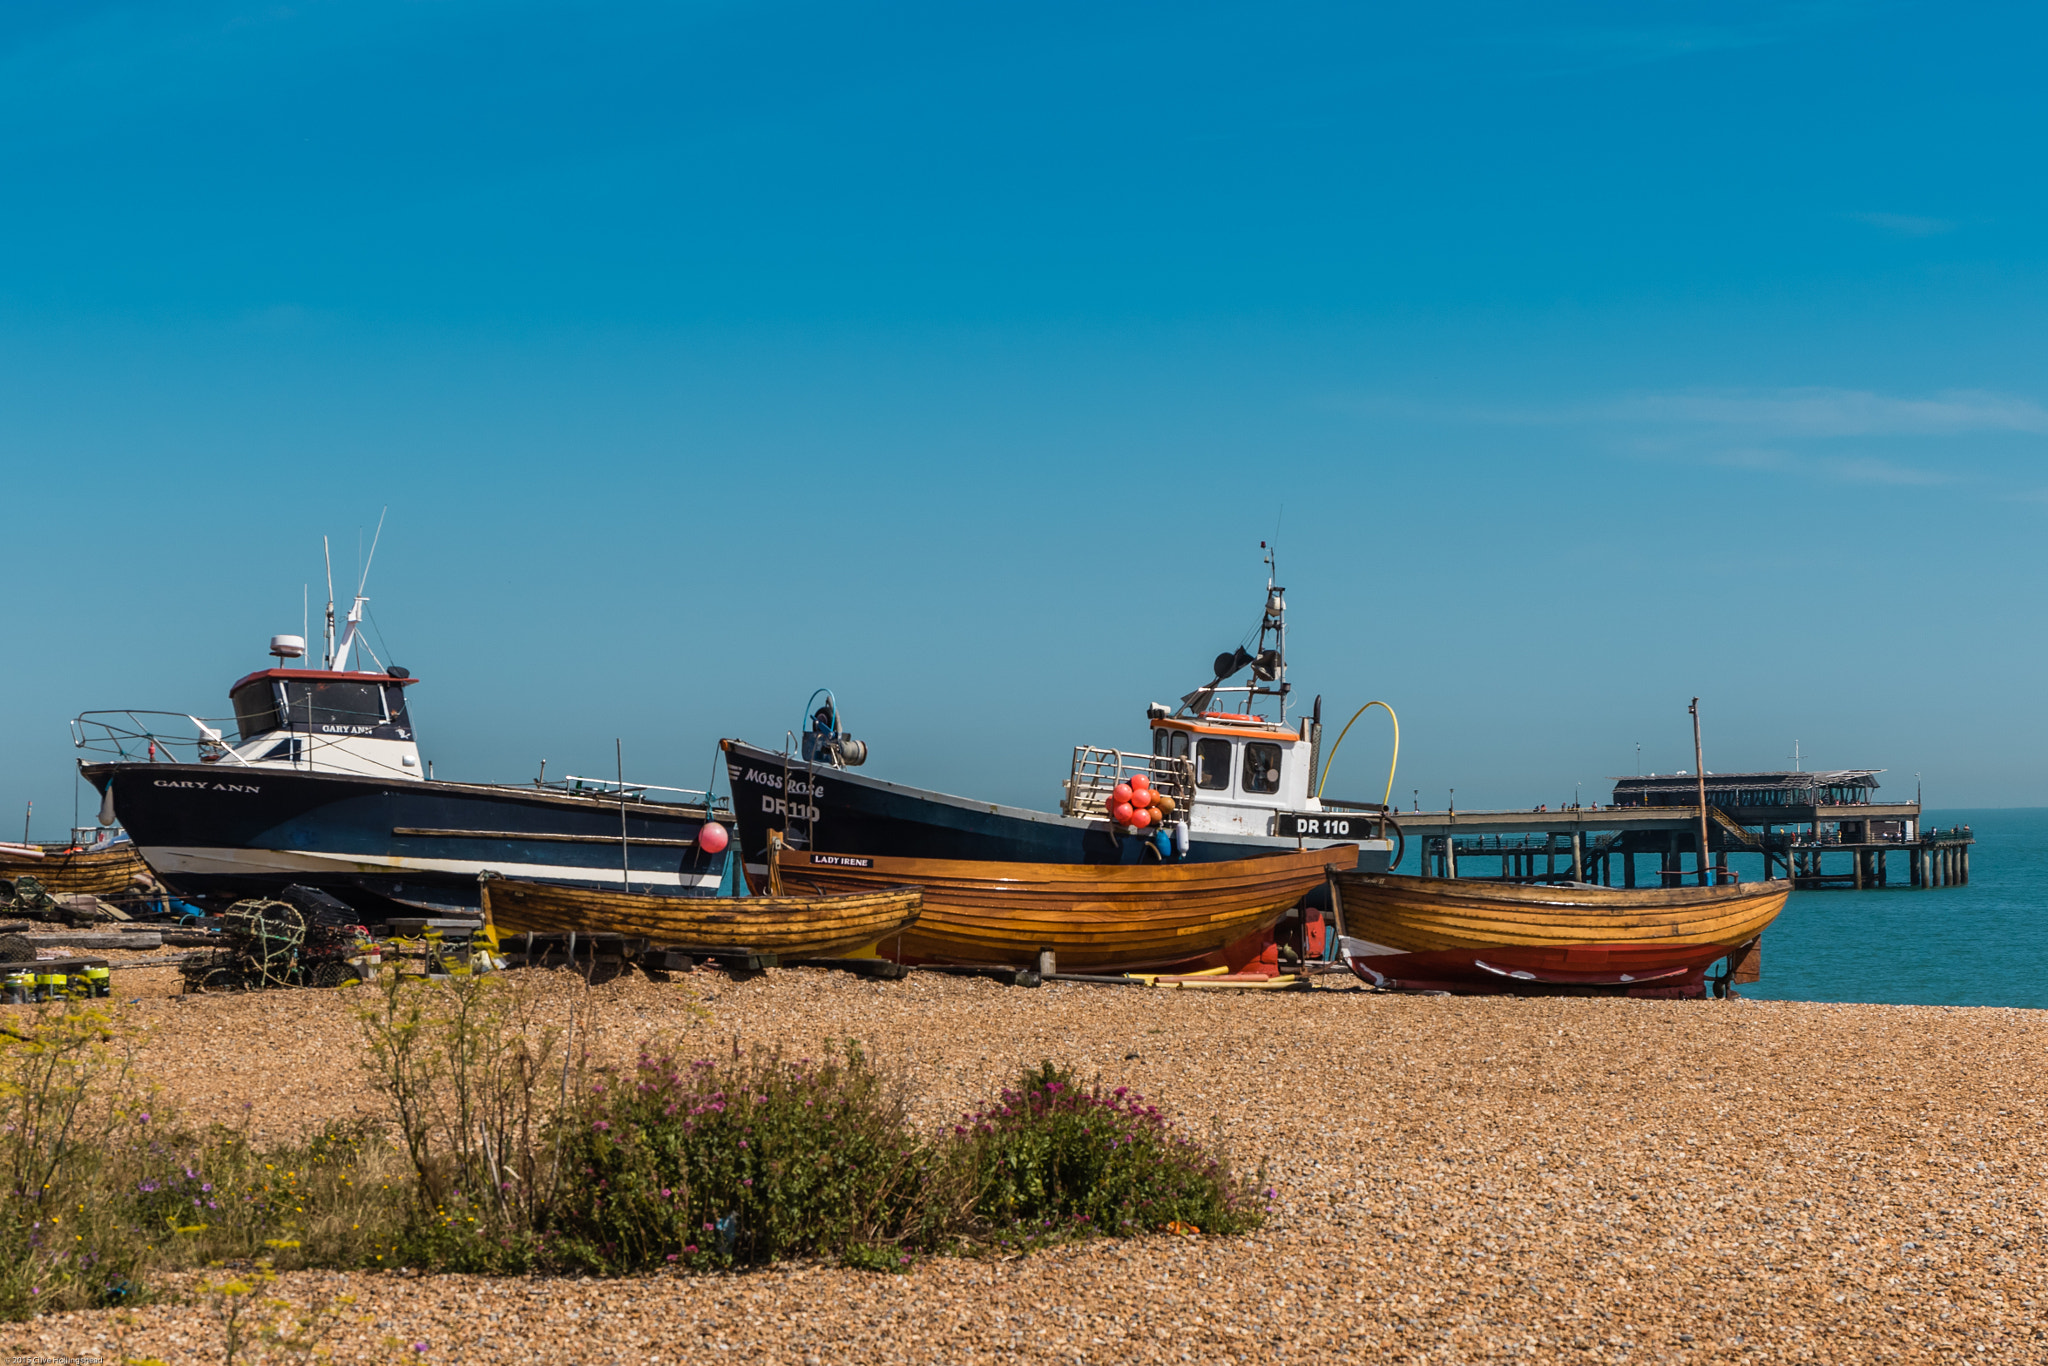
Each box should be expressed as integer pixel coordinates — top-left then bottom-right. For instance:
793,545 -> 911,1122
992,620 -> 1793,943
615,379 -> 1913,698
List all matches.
10,963 -> 2044,1363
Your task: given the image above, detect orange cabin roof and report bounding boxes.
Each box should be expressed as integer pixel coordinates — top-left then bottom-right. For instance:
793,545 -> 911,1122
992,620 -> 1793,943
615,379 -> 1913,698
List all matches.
1152,716 -> 1298,743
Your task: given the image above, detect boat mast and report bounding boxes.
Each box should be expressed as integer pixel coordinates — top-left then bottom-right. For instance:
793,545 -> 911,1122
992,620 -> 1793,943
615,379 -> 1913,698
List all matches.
1691,698 -> 1710,887
322,538 -> 337,670
1265,543 -> 1286,725
328,510 -> 386,673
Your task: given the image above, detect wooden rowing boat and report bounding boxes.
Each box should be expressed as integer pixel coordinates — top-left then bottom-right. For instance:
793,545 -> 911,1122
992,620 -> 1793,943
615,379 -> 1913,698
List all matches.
771,845 -> 1350,972
5,844 -> 155,898
478,876 -> 922,959
1332,871 -> 1788,996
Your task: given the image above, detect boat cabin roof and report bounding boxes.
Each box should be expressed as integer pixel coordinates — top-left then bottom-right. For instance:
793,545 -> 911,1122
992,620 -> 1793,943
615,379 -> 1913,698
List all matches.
1152,713 -> 1298,743
229,668 -> 419,696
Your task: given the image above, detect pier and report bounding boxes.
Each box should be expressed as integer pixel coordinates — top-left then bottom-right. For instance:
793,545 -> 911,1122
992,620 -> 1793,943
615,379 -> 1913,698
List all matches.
1346,768 -> 1972,890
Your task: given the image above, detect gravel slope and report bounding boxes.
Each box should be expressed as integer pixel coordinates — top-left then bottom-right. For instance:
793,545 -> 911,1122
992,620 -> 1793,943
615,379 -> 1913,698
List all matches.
9,965 -> 2045,1363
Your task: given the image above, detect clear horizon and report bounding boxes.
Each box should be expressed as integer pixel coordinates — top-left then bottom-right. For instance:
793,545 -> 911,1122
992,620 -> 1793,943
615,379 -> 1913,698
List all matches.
4,2 -> 2044,835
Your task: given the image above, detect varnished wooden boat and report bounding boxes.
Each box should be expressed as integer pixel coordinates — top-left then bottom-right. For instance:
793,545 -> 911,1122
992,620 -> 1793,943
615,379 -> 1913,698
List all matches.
4,843 -> 154,898
1332,871 -> 1789,997
771,845 -> 1351,972
478,875 -> 921,959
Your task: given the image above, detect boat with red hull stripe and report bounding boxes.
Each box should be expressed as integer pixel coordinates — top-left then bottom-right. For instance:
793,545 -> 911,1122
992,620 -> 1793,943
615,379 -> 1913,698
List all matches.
1333,870 -> 1788,998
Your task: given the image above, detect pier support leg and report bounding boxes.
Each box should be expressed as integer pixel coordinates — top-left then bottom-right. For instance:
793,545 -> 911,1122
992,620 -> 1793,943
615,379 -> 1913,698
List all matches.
1715,851 -> 1729,884
1571,832 -> 1584,883
1623,850 -> 1636,889
1445,838 -> 1458,880
1961,845 -> 1970,884
1854,850 -> 1864,890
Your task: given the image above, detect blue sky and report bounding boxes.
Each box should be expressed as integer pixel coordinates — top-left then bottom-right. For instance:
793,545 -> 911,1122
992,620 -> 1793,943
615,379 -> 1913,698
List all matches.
4,0 -> 2044,835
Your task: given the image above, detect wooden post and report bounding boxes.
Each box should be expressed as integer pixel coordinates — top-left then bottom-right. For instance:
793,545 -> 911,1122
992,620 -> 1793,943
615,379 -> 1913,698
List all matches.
1570,831 -> 1584,882
1445,837 -> 1459,880
1623,848 -> 1636,888
1853,848 -> 1863,890
1962,844 -> 1970,884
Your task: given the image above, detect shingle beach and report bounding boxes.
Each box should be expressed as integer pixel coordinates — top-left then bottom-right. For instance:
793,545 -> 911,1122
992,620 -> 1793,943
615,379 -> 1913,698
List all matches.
13,963 -> 2044,1363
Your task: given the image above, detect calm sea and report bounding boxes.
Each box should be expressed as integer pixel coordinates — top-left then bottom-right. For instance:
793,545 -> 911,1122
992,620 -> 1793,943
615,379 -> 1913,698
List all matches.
1738,806 -> 2048,1010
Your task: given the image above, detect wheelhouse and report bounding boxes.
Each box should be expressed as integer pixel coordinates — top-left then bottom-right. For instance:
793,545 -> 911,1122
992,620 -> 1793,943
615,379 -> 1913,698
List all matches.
224,668 -> 423,777
1149,713 -> 1313,831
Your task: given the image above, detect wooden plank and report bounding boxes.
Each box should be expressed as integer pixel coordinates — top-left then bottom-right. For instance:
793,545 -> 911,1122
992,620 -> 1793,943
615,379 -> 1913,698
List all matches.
23,932 -> 160,950
395,827 -> 700,849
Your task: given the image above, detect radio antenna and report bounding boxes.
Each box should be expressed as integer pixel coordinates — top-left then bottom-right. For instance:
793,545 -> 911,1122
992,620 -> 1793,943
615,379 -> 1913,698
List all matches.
359,506 -> 387,596
322,538 -> 336,669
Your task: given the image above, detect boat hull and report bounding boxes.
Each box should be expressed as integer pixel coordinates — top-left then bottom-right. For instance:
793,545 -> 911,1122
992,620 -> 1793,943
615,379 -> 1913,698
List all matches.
5,844 -> 153,898
480,878 -> 921,959
1333,872 -> 1789,997
722,738 -> 1388,885
82,762 -> 726,916
772,844 -> 1350,972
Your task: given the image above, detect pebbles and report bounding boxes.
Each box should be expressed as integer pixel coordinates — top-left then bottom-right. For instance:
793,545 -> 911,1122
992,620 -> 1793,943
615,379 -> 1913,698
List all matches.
13,969 -> 2046,1361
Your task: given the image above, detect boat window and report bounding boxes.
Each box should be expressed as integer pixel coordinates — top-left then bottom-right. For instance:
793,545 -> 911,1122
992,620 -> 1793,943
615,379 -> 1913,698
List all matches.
1152,730 -> 1189,760
383,685 -> 412,731
1242,742 -> 1283,794
1195,738 -> 1232,790
231,681 -> 282,742
282,680 -> 389,731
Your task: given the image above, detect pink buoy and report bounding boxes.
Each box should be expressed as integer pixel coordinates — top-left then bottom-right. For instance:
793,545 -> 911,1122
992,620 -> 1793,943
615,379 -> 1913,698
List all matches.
1130,807 -> 1153,828
1129,773 -> 1150,792
1131,788 -> 1152,808
1113,782 -> 1133,804
1112,801 -> 1135,825
697,821 -> 730,854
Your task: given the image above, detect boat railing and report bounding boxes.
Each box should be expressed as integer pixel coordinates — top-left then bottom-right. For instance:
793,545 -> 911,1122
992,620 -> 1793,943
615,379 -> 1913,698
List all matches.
1060,746 -> 1196,818
72,711 -> 245,765
547,775 -> 728,810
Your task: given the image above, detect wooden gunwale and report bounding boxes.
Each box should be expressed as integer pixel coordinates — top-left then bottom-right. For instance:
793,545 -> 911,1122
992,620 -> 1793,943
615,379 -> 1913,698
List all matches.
479,877 -> 921,959
772,845 -> 1348,970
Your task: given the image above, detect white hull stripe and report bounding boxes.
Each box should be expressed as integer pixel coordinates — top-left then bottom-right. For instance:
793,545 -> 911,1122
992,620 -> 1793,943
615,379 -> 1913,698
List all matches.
144,845 -> 719,889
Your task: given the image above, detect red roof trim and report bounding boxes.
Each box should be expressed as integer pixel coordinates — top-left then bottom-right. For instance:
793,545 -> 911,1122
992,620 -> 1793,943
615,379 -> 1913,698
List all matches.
229,668 -> 419,694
